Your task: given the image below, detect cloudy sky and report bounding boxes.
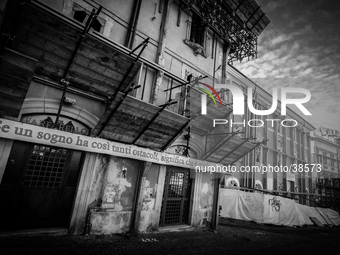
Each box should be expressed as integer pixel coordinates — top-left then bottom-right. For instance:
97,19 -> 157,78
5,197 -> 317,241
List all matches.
233,0 -> 340,131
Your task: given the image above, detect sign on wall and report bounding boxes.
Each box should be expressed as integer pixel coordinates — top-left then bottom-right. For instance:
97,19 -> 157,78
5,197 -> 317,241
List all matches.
21,114 -> 90,136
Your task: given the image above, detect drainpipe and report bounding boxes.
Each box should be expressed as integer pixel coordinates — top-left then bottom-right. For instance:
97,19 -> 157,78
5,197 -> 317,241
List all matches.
221,44 -> 230,84
212,34 -> 217,88
211,176 -> 220,231
125,0 -> 142,49
130,162 -> 150,235
150,0 -> 172,104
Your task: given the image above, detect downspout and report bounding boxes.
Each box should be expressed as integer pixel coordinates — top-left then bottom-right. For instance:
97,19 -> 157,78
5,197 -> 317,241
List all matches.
150,0 -> 172,104
126,0 -> 142,49
251,91 -> 257,188
130,161 -> 147,234
211,177 -> 220,231
221,44 -> 229,84
212,34 -> 217,88
124,0 -> 138,47
211,42 -> 229,231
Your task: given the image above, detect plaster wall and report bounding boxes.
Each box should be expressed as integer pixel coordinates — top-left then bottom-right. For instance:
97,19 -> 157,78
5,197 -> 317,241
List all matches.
88,155 -> 140,235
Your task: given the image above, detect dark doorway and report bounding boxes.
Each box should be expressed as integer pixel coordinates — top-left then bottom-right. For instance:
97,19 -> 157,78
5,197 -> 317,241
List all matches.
0,141 -> 83,231
159,167 -> 192,227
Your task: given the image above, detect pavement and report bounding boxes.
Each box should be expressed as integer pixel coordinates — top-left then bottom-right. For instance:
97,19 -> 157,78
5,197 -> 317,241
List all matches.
0,218 -> 340,255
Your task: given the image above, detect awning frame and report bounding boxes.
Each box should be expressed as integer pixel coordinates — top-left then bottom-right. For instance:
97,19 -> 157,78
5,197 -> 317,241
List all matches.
54,6 -> 103,127
218,137 -> 254,164
95,37 -> 150,136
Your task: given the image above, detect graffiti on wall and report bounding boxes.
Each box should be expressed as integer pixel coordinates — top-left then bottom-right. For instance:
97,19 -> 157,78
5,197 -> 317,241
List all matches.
102,160 -> 132,210
142,180 -> 155,211
268,196 -> 282,212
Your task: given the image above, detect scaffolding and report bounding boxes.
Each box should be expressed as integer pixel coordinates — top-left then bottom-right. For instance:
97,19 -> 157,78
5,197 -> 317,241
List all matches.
179,0 -> 270,63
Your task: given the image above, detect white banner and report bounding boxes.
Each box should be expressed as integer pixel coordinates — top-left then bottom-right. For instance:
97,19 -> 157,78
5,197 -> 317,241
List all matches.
0,118 -> 226,170
219,188 -> 340,227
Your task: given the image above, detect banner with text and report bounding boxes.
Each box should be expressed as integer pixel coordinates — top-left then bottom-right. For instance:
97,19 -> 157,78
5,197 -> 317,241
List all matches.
0,118 -> 226,170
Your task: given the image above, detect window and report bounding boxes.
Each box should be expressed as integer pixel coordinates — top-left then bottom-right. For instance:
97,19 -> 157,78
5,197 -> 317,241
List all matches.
184,13 -> 208,57
277,122 -> 282,134
287,180 -> 295,192
293,128 -> 297,142
190,13 -> 205,47
277,152 -> 282,166
23,145 -> 70,188
74,9 -> 87,23
262,148 -> 268,164
277,136 -> 283,151
294,143 -> 298,157
72,4 -> 105,33
322,151 -> 328,169
255,146 -> 261,163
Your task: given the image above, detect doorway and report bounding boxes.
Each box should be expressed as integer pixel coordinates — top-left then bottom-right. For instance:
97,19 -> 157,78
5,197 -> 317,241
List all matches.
159,167 -> 192,227
0,141 -> 83,231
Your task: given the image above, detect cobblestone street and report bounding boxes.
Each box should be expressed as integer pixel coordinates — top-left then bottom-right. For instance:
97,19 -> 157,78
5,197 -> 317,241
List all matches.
1,218 -> 339,255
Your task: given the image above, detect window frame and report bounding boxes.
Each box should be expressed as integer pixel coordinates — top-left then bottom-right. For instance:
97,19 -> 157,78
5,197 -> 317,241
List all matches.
71,3 -> 105,34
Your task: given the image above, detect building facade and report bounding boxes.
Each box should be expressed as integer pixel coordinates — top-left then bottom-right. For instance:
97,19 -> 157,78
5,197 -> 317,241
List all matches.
311,127 -> 340,210
223,67 -> 315,204
0,0 -> 323,235
0,0 -> 270,234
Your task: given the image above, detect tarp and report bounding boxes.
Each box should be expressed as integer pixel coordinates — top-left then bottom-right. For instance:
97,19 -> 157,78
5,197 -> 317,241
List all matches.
219,189 -> 340,227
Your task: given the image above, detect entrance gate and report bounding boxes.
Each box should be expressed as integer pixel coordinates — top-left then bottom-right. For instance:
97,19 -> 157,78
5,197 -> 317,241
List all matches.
0,141 -> 83,230
159,167 -> 192,226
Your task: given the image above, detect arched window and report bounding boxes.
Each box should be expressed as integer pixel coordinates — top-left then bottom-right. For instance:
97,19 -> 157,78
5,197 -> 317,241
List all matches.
225,176 -> 240,188
255,180 -> 263,190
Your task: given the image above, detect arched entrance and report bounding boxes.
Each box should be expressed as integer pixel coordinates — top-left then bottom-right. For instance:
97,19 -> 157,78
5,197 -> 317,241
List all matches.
159,166 -> 192,227
0,113 -> 91,231
0,141 -> 84,230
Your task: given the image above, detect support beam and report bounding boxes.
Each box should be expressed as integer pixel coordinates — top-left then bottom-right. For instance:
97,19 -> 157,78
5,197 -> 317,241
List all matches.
233,0 -> 246,13
228,139 -> 267,165
245,5 -> 261,25
96,38 -> 149,136
163,75 -> 208,92
132,100 -> 174,144
54,6 -> 102,127
250,12 -> 266,31
109,37 -> 149,103
218,137 -> 253,164
202,131 -> 240,160
95,85 -> 141,136
161,119 -> 190,151
150,0 -> 172,104
211,177 -> 220,231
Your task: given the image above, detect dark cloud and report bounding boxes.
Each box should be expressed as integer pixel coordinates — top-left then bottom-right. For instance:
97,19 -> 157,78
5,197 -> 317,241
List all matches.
233,0 -> 340,130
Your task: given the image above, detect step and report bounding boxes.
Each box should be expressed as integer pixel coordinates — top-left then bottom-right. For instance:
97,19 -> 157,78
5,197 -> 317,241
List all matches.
158,225 -> 194,233
0,228 -> 68,237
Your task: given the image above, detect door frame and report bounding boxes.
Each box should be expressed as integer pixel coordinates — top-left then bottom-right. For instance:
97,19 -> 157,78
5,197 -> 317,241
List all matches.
159,166 -> 193,227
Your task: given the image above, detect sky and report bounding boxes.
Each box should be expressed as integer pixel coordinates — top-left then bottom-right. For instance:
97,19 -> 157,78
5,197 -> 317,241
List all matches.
233,0 -> 340,131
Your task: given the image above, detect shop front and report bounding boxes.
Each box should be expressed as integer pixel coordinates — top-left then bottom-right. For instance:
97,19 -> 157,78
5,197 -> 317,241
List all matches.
0,118 -> 223,234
